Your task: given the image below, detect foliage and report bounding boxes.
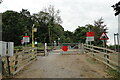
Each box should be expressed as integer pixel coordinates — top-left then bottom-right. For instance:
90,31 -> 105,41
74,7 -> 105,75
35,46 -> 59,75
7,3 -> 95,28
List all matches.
2,10 -> 33,45
64,30 -> 74,43
2,6 -> 108,46
82,18 -> 108,46
106,68 -> 120,78
33,6 -> 64,43
73,26 -> 88,43
92,18 -> 108,46
0,0 -> 2,4
72,17 -> 108,46
108,45 -> 120,52
112,1 -> 120,16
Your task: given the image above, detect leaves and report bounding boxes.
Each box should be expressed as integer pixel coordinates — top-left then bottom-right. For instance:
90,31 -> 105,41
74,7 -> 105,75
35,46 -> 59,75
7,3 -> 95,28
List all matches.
2,6 -> 108,46
2,10 -> 33,45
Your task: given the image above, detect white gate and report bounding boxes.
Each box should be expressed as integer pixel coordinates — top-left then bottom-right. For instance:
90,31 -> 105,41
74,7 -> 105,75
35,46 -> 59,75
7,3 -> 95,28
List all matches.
47,43 -> 84,55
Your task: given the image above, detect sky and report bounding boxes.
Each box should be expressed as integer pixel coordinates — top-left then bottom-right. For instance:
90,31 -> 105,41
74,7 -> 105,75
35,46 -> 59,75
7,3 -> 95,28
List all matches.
0,0 -> 119,45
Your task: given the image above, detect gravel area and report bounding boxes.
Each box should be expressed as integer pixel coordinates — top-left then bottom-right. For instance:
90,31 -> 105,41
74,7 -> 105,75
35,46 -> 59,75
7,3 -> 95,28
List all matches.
14,54 -> 110,78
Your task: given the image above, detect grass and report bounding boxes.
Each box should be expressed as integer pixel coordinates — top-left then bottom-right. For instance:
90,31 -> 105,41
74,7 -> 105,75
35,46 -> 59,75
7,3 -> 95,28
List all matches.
86,57 -> 99,64
87,57 -> 120,79
106,68 -> 120,79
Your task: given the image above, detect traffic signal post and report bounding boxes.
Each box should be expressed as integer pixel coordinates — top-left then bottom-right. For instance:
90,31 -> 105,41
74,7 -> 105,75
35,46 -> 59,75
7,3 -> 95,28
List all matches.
32,24 -> 37,48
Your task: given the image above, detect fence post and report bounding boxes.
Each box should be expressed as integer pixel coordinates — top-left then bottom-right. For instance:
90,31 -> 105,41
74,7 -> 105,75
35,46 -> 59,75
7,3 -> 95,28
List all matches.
44,43 -> 47,56
81,43 -> 84,54
92,45 -> 94,57
106,47 -> 109,68
6,56 -> 11,76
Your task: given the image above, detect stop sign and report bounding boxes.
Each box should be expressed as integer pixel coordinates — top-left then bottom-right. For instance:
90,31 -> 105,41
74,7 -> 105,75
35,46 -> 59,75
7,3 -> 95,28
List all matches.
62,46 -> 68,51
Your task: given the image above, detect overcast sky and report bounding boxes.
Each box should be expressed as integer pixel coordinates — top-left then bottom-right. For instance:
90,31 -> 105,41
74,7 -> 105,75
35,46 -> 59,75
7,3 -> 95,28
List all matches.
0,0 -> 119,45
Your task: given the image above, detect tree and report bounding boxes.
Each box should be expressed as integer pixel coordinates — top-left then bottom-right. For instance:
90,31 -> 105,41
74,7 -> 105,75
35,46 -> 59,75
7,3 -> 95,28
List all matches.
74,26 -> 88,43
33,5 -> 64,43
92,18 -> 108,46
43,5 -> 63,43
112,1 -> 120,16
64,31 -> 74,43
0,0 -> 2,4
2,10 -> 33,45
43,5 -> 62,24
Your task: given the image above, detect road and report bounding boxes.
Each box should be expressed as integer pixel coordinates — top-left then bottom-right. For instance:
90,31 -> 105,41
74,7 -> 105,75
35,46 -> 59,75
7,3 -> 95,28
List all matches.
14,54 -> 110,78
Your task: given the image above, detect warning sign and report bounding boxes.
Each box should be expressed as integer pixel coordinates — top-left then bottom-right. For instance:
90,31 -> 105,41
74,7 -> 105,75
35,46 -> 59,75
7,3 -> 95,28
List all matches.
86,32 -> 94,41
99,32 -> 109,40
62,46 -> 68,51
23,36 -> 30,43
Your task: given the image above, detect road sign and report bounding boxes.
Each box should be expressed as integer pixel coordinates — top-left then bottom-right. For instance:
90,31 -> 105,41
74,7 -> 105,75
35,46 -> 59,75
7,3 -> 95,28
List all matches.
86,32 -> 94,37
99,32 -> 109,40
86,32 -> 94,41
62,46 -> 68,51
23,36 -> 30,43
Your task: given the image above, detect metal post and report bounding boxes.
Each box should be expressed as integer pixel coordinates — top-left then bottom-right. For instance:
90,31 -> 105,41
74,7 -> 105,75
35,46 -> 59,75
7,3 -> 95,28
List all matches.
117,33 -> 119,52
103,40 -> 106,60
44,43 -> 47,56
49,24 -> 51,43
0,14 -> 2,77
103,40 -> 105,48
90,41 -> 91,46
114,34 -> 117,51
118,14 -> 120,74
32,24 -> 35,48
25,33 -> 27,47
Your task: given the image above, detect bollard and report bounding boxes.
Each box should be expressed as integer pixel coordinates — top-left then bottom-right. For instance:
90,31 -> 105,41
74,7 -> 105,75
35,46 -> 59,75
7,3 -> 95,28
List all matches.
44,43 -> 47,56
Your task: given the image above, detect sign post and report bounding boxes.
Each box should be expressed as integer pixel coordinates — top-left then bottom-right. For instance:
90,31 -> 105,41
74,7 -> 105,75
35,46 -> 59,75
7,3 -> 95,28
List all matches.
32,24 -> 37,48
23,36 -> 30,47
86,32 -> 94,45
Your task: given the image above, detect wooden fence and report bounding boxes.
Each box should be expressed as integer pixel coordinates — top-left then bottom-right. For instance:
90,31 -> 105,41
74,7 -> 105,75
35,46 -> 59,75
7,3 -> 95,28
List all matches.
2,47 -> 37,76
84,44 -> 119,72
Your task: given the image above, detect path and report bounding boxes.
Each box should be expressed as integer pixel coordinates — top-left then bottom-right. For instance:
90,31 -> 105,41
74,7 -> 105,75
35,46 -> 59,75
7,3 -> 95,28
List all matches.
14,54 -> 110,78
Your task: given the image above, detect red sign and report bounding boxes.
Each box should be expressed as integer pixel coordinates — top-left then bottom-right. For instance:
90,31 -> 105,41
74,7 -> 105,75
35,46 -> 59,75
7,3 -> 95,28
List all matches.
99,32 -> 109,40
23,36 -> 30,37
62,46 -> 68,51
86,32 -> 94,37
23,36 -> 30,43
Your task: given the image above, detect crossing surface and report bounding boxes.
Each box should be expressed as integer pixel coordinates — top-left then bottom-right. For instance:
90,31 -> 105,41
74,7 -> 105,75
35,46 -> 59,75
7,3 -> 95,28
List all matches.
14,54 -> 110,78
